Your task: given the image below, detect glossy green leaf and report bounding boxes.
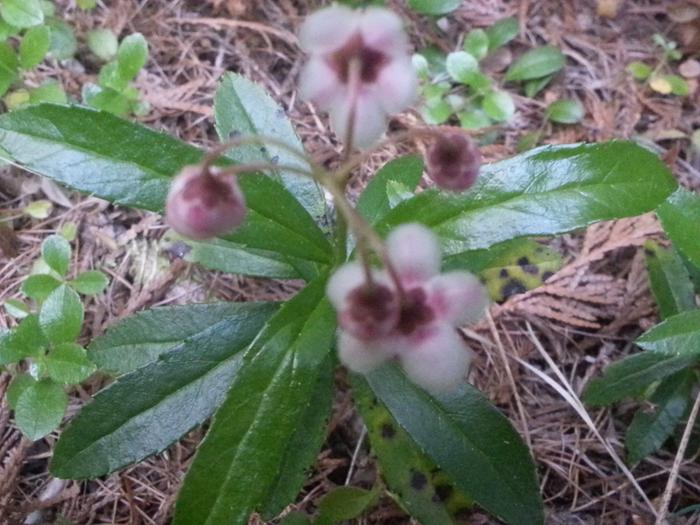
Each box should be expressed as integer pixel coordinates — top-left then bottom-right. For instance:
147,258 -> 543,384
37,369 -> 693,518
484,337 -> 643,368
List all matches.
0,104 -> 333,266
644,242 -> 695,319
174,279 -> 336,525
378,142 -> 676,255
41,234 -> 71,276
0,0 -> 43,28
116,33 -> 148,82
584,352 -> 699,406
486,17 -> 519,50
214,73 -> 325,222
407,0 -> 461,15
15,379 -> 67,440
627,61 -> 652,80
657,188 -> 700,268
463,29 -> 489,61
0,314 -> 46,364
505,46 -> 565,82
0,42 -> 19,97
636,310 -> 700,354
626,369 -> 695,465
46,343 -> 96,384
51,302 -> 277,479
38,284 -> 83,344
357,155 -> 424,225
47,19 -> 76,60
354,377 -> 473,525
364,364 -> 543,525
21,274 -> 62,302
7,373 -> 35,409
19,25 -> 50,69
446,51 -> 478,84
69,270 -> 109,295
87,28 -> 118,62
546,99 -> 584,124
316,487 -> 378,525
482,90 -> 515,122
445,238 -> 563,301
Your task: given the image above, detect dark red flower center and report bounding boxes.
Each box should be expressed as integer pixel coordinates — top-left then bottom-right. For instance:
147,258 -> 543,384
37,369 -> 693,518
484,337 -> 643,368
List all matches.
329,33 -> 388,84
348,283 -> 397,325
396,287 -> 435,335
182,173 -> 235,208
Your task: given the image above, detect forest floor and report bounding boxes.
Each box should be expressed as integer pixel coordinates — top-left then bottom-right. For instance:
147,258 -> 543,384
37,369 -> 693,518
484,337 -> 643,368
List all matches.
1,0 -> 700,524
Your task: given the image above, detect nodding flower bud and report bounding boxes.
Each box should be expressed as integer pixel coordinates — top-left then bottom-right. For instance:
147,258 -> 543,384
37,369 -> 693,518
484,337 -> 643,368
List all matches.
165,165 -> 246,240
426,132 -> 481,192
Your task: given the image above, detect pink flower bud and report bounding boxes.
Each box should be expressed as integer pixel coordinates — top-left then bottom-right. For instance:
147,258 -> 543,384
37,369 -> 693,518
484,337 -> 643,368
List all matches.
165,166 -> 246,240
426,133 -> 481,192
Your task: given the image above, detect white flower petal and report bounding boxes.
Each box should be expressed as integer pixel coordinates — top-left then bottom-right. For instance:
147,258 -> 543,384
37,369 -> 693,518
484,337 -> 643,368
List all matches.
338,331 -> 392,374
427,272 -> 489,326
329,91 -> 387,149
299,5 -> 359,54
375,57 -> 418,114
359,7 -> 409,57
400,324 -> 473,394
386,223 -> 442,285
298,57 -> 343,109
326,262 -> 366,310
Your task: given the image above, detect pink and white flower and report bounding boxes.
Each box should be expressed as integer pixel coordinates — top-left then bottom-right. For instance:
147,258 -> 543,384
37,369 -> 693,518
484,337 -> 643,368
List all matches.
298,5 -> 418,149
327,223 -> 489,393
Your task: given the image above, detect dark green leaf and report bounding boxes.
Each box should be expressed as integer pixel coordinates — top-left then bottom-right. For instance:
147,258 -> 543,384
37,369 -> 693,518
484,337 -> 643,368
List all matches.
46,343 -> 96,384
21,274 -> 62,302
0,314 -> 47,364
19,25 -> 50,69
316,487 -> 378,525
41,234 -> 71,276
644,242 -> 695,319
15,379 -> 67,440
486,17 -> 519,50
657,188 -> 700,268
505,46 -> 565,82
626,369 -> 695,465
173,279 -> 336,525
584,352 -> 699,406
116,33 -> 148,82
546,99 -> 584,124
407,0 -> 461,15
364,364 -> 543,525
39,284 -> 83,343
0,104 -> 333,266
50,302 -> 277,479
7,373 -> 35,409
357,155 -> 424,225
214,73 -> 325,222
69,270 -> 109,295
354,377 -> 473,525
0,42 -> 19,98
0,0 -> 43,28
378,142 -> 677,255
280,513 -> 312,525
636,310 -> 700,354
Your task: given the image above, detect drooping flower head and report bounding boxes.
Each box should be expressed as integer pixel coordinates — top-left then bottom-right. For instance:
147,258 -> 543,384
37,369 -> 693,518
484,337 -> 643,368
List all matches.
327,224 -> 489,393
426,132 -> 482,192
298,5 -> 418,149
165,165 -> 246,240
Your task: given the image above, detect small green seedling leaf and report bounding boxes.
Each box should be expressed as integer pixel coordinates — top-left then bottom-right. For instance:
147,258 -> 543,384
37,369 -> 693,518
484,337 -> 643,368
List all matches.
0,0 -> 44,29
46,342 -> 96,384
0,314 -> 47,364
463,29 -> 489,61
41,234 -> 71,276
486,16 -> 519,50
77,0 -> 97,9
459,109 -> 491,129
23,199 -> 53,219
422,98 -> 452,124
70,270 -> 109,295
445,51 -> 479,84
546,99 -> 584,124
664,74 -> 690,96
47,19 -> 77,60
316,487 -> 379,525
506,46 -> 566,82
523,75 -> 553,98
7,373 -> 35,409
627,61 -> 652,80
21,274 -> 62,302
408,0 -> 461,15
15,379 -> 68,440
517,131 -> 541,152
0,42 -> 19,97
19,25 -> 50,69
116,33 -> 148,82
87,28 -> 118,62
482,90 -> 515,122
4,298 -> 29,319
39,284 -> 84,344
29,81 -> 68,105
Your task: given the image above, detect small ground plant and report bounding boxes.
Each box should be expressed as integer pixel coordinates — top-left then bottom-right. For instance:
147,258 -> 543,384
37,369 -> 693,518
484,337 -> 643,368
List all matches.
0,4 -> 687,525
